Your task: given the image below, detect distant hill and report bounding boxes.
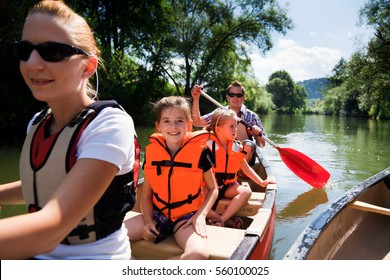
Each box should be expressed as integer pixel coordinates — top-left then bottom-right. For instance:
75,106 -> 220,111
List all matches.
298,78 -> 330,99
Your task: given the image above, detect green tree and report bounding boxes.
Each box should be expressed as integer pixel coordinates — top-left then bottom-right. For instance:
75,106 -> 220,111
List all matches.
234,72 -> 275,114
65,0 -> 176,125
266,70 -> 306,113
323,85 -> 345,115
147,0 -> 293,97
0,0 -> 293,143
358,0 -> 390,118
293,84 -> 307,113
327,58 -> 347,87
323,0 -> 390,119
266,77 -> 290,112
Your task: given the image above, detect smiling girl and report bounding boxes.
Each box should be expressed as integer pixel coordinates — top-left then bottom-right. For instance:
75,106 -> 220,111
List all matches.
126,96 -> 218,259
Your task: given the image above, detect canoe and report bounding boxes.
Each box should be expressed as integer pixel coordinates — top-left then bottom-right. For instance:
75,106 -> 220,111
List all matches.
125,146 -> 277,260
284,167 -> 390,260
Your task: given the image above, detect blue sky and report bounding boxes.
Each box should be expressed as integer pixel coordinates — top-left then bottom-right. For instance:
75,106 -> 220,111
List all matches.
250,0 -> 374,84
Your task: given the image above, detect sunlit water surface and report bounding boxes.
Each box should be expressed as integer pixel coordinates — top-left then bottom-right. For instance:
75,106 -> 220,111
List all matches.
1,115 -> 389,259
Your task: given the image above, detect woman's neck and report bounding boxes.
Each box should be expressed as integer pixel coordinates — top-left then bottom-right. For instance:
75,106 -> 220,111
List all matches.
49,97 -> 93,133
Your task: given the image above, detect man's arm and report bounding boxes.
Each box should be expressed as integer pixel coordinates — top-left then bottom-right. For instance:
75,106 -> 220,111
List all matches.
191,85 -> 208,127
255,133 -> 266,148
248,111 -> 266,148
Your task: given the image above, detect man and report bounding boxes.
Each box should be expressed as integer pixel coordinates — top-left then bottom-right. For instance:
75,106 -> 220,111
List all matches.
191,81 -> 265,165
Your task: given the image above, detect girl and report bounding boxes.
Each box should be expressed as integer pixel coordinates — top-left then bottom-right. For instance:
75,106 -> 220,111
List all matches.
0,1 -> 137,259
205,108 -> 276,228
126,96 -> 218,260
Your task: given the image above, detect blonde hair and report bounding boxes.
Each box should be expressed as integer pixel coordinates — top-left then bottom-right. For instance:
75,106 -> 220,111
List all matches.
205,108 -> 238,133
26,0 -> 102,98
153,96 -> 192,124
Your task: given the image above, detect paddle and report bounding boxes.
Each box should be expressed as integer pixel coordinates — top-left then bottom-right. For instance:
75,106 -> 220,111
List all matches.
200,90 -> 330,188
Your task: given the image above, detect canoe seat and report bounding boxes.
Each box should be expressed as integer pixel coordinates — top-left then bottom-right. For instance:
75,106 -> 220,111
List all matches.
126,190 -> 266,259
127,211 -> 246,260
349,200 -> 390,216
214,191 -> 265,216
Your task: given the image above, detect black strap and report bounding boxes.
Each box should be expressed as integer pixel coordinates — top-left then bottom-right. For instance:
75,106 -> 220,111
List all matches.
153,188 -> 201,211
215,172 -> 237,186
32,107 -> 50,125
66,214 -> 124,241
212,184 -> 230,211
151,160 -> 192,175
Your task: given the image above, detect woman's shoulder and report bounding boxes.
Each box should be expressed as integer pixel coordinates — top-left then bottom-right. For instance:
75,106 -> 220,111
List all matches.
90,106 -> 135,129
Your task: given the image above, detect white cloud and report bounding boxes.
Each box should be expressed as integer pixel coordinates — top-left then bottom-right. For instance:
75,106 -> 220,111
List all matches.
250,39 -> 342,84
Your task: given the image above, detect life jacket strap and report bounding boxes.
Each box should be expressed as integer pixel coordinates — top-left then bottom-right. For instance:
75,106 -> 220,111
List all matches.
215,172 -> 237,186
151,160 -> 192,175
32,107 -> 51,125
212,184 -> 230,211
153,188 -> 201,211
65,214 -> 124,242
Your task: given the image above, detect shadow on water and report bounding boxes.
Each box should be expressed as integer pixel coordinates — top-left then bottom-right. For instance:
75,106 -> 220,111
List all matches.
277,188 -> 328,220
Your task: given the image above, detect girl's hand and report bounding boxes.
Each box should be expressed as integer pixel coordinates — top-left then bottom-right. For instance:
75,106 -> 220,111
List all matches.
184,214 -> 207,238
260,178 -> 277,187
141,222 -> 159,241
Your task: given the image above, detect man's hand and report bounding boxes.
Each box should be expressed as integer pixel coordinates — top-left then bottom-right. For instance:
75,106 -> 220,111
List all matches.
251,125 -> 263,137
191,85 -> 202,100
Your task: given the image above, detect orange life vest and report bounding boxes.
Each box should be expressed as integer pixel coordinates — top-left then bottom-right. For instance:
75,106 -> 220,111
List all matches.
143,131 -> 210,221
206,136 -> 245,186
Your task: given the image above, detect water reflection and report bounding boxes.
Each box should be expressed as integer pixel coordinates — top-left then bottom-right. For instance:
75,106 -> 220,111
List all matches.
277,188 -> 328,220
1,115 -> 389,259
261,114 -> 389,259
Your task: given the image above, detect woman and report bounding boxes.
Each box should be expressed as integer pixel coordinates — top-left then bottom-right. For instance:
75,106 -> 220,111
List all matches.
0,0 -> 137,259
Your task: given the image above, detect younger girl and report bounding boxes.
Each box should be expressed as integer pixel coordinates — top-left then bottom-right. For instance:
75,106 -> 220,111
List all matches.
126,96 -> 218,260
205,108 -> 276,228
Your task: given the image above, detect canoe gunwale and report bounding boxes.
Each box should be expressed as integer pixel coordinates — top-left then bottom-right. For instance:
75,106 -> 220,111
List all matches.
229,146 -> 277,260
229,187 -> 276,260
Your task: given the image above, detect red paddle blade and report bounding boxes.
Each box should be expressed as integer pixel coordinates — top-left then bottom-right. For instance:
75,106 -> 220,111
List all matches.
277,147 -> 330,188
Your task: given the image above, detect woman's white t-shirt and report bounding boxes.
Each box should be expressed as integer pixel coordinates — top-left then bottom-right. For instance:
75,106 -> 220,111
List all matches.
28,106 -> 135,259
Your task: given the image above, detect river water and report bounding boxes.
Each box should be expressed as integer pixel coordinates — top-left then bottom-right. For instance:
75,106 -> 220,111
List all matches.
0,114 -> 389,259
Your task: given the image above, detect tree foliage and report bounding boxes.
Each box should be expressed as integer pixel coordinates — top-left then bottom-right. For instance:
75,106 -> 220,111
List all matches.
169,0 -> 293,96
266,70 -> 307,113
323,0 -> 390,119
0,0 -> 294,144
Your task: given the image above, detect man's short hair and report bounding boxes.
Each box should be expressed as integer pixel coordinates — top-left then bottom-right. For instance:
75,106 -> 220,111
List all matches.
227,81 -> 245,95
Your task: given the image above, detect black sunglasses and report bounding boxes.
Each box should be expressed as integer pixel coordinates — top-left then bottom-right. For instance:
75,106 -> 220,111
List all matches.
16,41 -> 89,62
227,92 -> 244,98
